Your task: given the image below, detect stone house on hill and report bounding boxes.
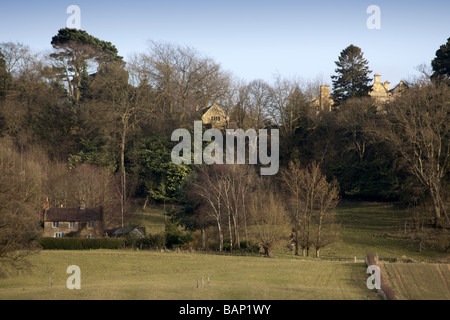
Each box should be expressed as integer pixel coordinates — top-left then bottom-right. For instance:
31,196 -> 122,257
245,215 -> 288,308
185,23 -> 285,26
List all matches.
369,73 -> 409,106
311,74 -> 409,114
199,103 -> 229,130
42,206 -> 104,238
311,85 -> 334,113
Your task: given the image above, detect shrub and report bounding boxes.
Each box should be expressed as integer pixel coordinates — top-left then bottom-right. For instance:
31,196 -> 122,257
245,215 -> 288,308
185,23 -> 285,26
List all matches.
164,222 -> 193,249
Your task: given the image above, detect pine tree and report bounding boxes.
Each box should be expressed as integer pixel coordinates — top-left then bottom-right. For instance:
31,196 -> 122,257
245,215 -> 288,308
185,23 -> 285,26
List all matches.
331,44 -> 372,102
431,37 -> 450,84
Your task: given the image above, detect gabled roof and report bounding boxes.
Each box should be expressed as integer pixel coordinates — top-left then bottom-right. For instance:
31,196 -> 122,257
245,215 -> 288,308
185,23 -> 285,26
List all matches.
45,207 -> 103,222
112,226 -> 146,236
198,103 -> 225,115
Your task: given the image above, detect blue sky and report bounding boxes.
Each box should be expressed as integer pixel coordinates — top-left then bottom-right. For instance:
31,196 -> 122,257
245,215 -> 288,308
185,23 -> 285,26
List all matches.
0,0 -> 449,86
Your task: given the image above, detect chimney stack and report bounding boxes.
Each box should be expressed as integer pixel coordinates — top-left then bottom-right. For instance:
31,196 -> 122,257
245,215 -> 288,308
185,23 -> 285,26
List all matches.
319,85 -> 331,112
374,74 -> 381,84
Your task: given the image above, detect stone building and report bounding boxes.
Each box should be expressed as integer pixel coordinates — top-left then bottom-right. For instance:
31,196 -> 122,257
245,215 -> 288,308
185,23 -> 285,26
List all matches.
199,103 -> 229,130
369,73 -> 409,107
42,206 -> 105,238
311,85 -> 334,113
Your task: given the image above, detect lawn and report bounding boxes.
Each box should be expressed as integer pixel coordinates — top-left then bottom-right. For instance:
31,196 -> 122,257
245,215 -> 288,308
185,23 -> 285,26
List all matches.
331,201 -> 449,262
0,250 -> 380,300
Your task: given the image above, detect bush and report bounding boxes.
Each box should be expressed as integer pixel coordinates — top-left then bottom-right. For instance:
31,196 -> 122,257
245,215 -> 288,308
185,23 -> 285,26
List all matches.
164,222 -> 193,249
222,241 -> 260,253
125,234 -> 166,249
40,237 -> 125,250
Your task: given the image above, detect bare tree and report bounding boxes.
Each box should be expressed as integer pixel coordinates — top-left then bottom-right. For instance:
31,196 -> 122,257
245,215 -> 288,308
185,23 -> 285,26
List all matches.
87,61 -> 153,233
191,164 -> 256,252
268,76 -> 310,139
313,174 -> 340,258
130,41 -> 231,126
336,96 -> 377,163
46,163 -> 121,228
281,161 -> 340,256
248,182 -> 289,258
192,165 -> 227,251
375,84 -> 450,226
0,139 -> 44,277
243,79 -> 272,129
0,42 -> 35,78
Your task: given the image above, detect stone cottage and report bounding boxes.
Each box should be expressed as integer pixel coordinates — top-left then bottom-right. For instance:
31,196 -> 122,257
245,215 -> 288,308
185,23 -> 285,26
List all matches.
199,103 -> 229,130
42,205 -> 105,238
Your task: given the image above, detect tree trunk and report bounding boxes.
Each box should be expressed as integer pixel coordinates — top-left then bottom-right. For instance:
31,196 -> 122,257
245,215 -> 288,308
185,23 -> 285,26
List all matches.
227,211 -> 233,253
294,228 -> 299,256
217,222 -> 223,252
263,245 -> 272,258
430,184 -> 449,227
201,228 -> 206,249
120,128 -> 127,235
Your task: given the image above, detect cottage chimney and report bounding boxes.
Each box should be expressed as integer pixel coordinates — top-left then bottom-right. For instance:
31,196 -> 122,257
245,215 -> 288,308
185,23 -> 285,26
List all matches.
99,206 -> 104,224
374,74 -> 381,84
43,197 -> 50,211
383,81 -> 390,91
42,197 -> 50,226
319,85 -> 331,112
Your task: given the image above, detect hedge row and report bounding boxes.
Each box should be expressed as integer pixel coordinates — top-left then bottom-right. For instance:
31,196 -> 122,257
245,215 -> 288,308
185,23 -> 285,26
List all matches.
40,233 -> 173,250
40,237 -> 126,250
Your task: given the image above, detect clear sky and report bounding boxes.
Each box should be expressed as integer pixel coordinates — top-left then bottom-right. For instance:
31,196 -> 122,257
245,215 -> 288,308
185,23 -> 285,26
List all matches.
0,0 -> 449,86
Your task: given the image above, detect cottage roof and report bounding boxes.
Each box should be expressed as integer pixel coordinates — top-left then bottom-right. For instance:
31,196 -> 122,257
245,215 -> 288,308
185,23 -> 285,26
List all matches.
45,207 -> 103,222
112,226 -> 146,236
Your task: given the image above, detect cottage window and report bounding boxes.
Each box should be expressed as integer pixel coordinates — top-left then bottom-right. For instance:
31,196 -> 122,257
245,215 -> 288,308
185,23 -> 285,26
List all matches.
69,222 -> 76,228
88,221 -> 95,228
87,234 -> 94,239
54,232 -> 64,238
52,222 -> 59,228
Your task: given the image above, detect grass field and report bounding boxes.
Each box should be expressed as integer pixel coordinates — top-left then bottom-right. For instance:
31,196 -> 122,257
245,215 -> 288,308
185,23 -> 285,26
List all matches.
0,250 -> 380,300
381,262 -> 450,300
0,201 -> 448,300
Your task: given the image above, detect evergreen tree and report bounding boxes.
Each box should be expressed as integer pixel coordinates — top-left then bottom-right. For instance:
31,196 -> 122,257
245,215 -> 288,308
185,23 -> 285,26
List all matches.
331,44 -> 372,102
50,28 -> 123,103
431,37 -> 450,84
